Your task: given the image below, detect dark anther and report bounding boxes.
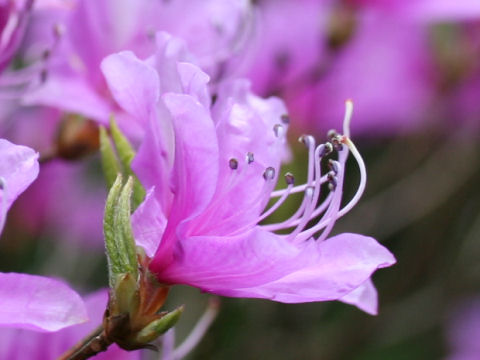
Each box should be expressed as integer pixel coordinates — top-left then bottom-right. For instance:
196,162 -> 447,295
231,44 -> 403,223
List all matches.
280,114 -> 290,124
328,159 -> 339,174
211,93 -> 218,106
229,158 -> 239,170
0,177 -> 5,190
284,172 -> 295,185
332,138 -> 343,151
246,152 -> 254,164
298,135 -> 312,147
263,167 -> 276,181
319,142 -> 333,157
273,124 -> 283,137
327,171 -> 337,190
327,129 -> 338,140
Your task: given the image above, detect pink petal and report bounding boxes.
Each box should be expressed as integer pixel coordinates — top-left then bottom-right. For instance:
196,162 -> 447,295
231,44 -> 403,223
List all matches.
101,51 -> 160,127
177,62 -> 211,108
185,80 -> 290,236
152,93 -> 219,266
339,278 -> 378,315
0,273 -> 87,332
22,74 -> 111,124
0,289 -> 139,358
0,139 -> 39,231
132,187 -> 167,257
153,230 -> 395,309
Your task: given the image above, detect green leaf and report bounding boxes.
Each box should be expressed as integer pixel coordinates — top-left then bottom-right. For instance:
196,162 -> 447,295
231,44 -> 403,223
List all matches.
115,176 -> 138,280
104,174 -> 124,287
135,306 -> 184,344
113,273 -> 139,315
109,117 -> 145,209
99,126 -> 121,189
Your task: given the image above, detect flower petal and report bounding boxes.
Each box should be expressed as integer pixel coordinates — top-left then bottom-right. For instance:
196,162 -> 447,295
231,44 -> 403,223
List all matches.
0,273 -> 87,331
0,139 -> 39,210
151,93 -> 219,266
152,231 -> 395,312
101,51 -> 160,127
339,278 -> 378,315
132,187 -> 167,257
22,74 -> 111,124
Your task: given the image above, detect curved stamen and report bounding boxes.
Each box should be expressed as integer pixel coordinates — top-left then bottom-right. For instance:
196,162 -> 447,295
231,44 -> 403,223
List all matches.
263,143 -> 326,232
257,173 -> 295,223
0,22 -> 63,100
270,174 -> 328,198
265,99 -> 362,242
343,99 -> 353,138
300,148 -> 348,242
336,137 -> 366,218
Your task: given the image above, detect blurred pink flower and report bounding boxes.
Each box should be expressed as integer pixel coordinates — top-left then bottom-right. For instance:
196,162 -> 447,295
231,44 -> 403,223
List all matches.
22,0 -> 252,134
0,289 -> 138,359
0,138 -> 87,332
101,44 -> 395,314
285,11 -> 435,136
246,0 -> 436,136
445,297 -> 480,360
346,0 -> 480,22
0,0 -> 33,72
1,107 -> 106,248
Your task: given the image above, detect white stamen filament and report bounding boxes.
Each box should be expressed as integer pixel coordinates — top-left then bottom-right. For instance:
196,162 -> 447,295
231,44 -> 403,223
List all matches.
269,174 -> 328,198
263,144 -> 324,232
343,99 -> 353,139
171,298 -> 220,360
257,183 -> 294,223
298,137 -> 366,240
336,137 -> 366,218
260,99 -> 364,242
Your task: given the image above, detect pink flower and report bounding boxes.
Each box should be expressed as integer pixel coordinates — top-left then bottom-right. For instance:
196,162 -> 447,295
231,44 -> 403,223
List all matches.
22,0 -> 252,133
285,11 -> 434,136
245,0 -> 436,136
0,0 -> 33,73
101,45 -> 395,314
445,297 -> 480,360
0,289 -> 139,359
346,0 -> 480,22
0,138 -> 87,332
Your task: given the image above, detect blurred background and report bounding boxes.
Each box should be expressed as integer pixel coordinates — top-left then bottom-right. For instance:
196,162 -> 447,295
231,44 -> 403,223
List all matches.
1,0 -> 480,359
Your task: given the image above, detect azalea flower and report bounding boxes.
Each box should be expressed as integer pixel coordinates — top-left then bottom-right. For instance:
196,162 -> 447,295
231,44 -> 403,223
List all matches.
22,0 -> 252,134
245,0 -> 480,136
445,297 -> 480,360
0,289 -> 139,359
345,0 -> 480,22
0,0 -> 33,73
101,45 -> 395,315
0,138 -> 87,331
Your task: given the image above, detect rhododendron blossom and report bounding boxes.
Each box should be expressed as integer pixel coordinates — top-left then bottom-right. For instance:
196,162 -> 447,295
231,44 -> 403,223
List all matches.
0,290 -> 139,359
100,43 -> 395,315
0,139 -> 87,332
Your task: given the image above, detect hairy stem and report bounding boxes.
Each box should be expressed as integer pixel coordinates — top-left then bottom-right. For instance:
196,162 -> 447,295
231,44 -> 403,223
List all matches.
57,325 -> 113,360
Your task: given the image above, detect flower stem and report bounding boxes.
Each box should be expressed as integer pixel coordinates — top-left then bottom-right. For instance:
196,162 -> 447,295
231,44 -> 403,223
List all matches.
58,325 -> 113,360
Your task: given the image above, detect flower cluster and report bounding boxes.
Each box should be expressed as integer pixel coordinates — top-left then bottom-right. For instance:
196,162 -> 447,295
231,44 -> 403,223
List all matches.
0,0 -> 424,358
